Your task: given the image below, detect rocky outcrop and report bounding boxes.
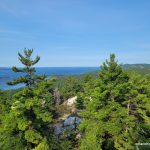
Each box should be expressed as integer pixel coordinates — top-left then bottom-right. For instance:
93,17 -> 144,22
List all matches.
54,96 -> 81,136
66,96 -> 77,106
54,115 -> 81,135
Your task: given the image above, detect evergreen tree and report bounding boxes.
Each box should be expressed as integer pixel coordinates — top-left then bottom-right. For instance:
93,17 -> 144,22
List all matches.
79,54 -> 150,150
7,48 -> 46,88
0,49 -> 59,150
0,80 -> 56,150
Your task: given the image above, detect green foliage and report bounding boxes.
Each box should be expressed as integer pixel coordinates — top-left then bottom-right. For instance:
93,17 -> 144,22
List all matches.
2,51 -> 150,150
25,130 -> 43,144
58,76 -> 83,100
0,79 -> 56,149
7,48 -> 46,88
33,139 -> 49,150
0,49 -> 61,150
79,54 -> 150,150
76,74 -> 97,109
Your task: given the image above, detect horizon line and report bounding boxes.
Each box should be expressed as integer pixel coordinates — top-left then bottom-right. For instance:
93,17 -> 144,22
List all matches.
0,63 -> 150,68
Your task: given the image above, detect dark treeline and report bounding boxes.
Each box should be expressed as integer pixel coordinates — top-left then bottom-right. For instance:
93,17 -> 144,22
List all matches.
0,49 -> 150,150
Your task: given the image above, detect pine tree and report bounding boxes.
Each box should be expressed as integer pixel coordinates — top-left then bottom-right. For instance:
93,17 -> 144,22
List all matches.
0,49 -> 59,150
7,48 -> 46,88
0,80 -> 56,150
79,54 -> 150,150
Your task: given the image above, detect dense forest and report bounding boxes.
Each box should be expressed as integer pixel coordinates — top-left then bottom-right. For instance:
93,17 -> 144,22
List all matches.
1,49 -> 150,150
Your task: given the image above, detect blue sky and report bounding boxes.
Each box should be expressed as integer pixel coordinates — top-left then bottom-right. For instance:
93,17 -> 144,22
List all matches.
0,0 -> 150,67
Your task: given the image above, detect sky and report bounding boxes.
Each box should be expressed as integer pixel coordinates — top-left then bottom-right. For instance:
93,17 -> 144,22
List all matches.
0,0 -> 150,67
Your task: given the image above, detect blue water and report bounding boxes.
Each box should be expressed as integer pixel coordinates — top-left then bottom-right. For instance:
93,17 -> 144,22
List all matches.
0,67 -> 99,90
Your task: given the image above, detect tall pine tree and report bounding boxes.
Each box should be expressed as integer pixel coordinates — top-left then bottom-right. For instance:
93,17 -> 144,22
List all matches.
7,48 -> 46,88
79,54 -> 150,150
0,49 -> 59,150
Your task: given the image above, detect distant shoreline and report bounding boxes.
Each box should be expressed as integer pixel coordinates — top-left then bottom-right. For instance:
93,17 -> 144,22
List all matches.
0,67 -> 99,90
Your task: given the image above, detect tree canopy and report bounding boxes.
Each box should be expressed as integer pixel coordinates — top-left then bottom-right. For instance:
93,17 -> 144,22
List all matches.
1,52 -> 150,150
79,54 -> 150,150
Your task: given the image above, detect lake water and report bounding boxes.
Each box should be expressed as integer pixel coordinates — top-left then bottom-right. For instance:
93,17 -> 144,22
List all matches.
0,67 -> 99,90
